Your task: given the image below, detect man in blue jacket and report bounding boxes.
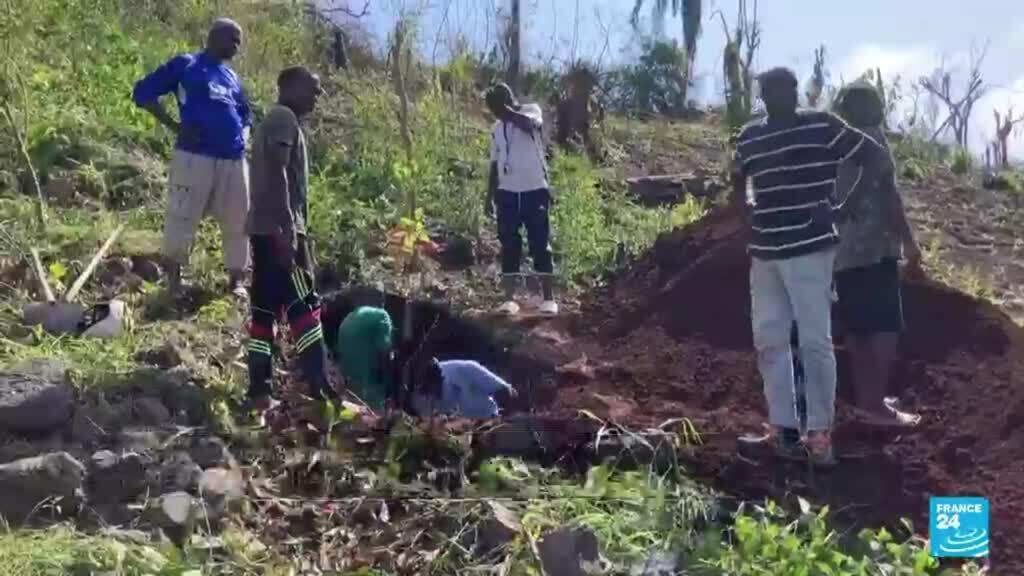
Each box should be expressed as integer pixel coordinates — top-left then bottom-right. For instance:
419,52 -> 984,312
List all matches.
132,18 -> 251,298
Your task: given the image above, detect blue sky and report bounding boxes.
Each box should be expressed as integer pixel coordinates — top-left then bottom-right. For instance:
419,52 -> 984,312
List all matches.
333,0 -> 1024,153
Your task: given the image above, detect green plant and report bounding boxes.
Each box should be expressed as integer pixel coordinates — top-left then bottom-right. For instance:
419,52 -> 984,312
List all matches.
692,500 -> 974,575
606,40 -> 689,115
949,149 -> 974,175
549,150 -> 705,286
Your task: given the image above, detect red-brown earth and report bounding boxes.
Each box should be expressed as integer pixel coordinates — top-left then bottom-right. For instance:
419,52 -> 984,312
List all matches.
499,205 -> 1024,574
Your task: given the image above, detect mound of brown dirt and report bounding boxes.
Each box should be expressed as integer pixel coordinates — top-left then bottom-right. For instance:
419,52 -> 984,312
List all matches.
519,206 -> 1024,573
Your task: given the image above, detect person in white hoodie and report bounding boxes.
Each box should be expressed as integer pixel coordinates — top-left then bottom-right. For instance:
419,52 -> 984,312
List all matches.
485,83 -> 558,317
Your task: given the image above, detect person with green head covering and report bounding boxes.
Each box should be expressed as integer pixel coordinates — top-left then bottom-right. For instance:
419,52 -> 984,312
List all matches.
832,81 -> 922,429
334,306 -> 394,410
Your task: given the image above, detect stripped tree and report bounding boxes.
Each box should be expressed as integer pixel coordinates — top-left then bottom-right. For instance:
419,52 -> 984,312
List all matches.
806,45 -> 828,109
919,44 -> 989,149
717,0 -> 760,131
992,107 -> 1024,168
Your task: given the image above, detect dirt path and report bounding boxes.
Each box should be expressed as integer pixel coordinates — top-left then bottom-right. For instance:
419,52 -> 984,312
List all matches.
496,207 -> 1024,574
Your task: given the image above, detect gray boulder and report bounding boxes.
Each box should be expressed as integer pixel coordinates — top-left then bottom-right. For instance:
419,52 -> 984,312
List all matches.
0,452 -> 86,524
87,450 -> 149,504
0,367 -> 75,435
538,527 -> 601,576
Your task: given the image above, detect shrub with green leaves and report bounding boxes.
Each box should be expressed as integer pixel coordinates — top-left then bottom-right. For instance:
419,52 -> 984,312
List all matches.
549,150 -> 705,286
949,149 -> 974,175
693,500 -> 982,576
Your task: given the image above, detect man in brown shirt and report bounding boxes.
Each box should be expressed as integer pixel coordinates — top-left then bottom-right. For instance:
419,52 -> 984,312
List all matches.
245,66 -> 338,419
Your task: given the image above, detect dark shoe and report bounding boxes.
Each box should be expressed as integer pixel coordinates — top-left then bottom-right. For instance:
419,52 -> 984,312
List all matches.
738,426 -> 805,461
806,430 -> 837,468
247,396 -> 280,427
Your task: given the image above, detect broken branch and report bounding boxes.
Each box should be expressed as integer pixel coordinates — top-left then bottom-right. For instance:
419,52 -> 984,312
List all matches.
64,224 -> 125,303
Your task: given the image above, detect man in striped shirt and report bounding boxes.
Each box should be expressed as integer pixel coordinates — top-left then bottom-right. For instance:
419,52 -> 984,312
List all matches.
732,67 -> 882,466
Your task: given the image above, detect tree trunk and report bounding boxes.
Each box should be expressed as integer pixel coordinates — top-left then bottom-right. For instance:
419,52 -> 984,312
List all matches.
333,28 -> 348,70
507,0 -> 521,94
391,22 -> 414,217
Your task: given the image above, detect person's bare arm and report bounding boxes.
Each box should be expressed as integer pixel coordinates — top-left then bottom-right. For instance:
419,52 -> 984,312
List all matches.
487,161 -> 498,217
503,104 -> 542,134
141,101 -> 180,132
881,165 -> 922,271
730,154 -> 747,209
828,116 -> 884,222
261,114 -> 298,263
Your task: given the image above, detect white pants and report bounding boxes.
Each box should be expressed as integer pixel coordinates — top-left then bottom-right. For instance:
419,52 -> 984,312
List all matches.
163,150 -> 250,272
750,248 -> 837,431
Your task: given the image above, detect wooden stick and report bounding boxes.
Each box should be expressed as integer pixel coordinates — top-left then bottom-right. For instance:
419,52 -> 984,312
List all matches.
29,248 -> 55,303
64,224 -> 125,303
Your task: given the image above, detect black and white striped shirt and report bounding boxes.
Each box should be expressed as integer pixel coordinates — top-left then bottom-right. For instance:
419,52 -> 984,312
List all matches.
735,110 -> 868,260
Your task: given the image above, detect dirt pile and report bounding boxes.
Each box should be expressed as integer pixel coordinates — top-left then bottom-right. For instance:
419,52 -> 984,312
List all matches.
519,206 -> 1024,573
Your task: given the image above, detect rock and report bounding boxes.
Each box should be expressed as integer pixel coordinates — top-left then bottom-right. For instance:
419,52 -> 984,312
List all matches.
69,399 -> 119,446
189,436 -> 236,469
537,527 -> 601,576
118,428 -> 164,454
85,502 -> 134,528
631,550 -> 683,576
476,416 -> 542,459
0,369 -> 75,435
97,257 -> 132,287
475,501 -> 521,559
136,343 -> 183,369
0,452 -> 86,524
130,255 -> 162,283
43,176 -> 76,203
198,467 -> 245,523
10,358 -> 69,382
147,491 -> 198,547
589,430 -> 676,473
438,235 -> 476,270
131,367 -> 208,426
159,452 -> 202,494
87,450 -> 149,504
131,397 -> 172,426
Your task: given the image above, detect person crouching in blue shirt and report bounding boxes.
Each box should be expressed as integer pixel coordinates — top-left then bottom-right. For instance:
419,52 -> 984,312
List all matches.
411,358 -> 517,420
132,18 -> 252,298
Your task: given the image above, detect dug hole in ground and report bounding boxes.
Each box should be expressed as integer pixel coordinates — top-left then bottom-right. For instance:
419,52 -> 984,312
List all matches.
364,204 -> 1024,572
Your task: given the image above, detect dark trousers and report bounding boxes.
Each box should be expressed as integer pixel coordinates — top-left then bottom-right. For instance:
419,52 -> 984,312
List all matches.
247,234 -> 334,401
495,189 -> 554,276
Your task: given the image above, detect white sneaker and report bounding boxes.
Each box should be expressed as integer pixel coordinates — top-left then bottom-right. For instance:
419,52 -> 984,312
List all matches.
539,300 -> 559,316
497,301 -> 520,316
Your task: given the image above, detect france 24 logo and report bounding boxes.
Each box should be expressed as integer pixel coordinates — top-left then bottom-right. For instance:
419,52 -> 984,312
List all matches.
929,497 -> 989,558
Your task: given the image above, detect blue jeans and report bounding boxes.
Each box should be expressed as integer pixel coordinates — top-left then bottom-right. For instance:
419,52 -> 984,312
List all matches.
750,248 -> 837,431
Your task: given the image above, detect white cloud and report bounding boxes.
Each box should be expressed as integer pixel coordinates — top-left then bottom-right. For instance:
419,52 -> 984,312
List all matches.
836,44 -> 941,87
972,77 -> 1024,162
836,44 -> 1024,160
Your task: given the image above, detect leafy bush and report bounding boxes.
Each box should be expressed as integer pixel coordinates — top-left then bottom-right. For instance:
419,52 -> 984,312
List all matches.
949,149 -> 974,175
605,39 -> 688,115
693,500 -> 981,576
549,150 -> 705,286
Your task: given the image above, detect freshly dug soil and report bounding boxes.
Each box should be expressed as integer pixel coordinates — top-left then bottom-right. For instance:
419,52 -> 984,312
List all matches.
513,206 -> 1024,574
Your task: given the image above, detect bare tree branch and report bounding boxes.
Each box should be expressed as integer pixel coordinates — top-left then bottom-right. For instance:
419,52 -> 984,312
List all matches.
315,0 -> 371,18
918,43 -> 989,149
